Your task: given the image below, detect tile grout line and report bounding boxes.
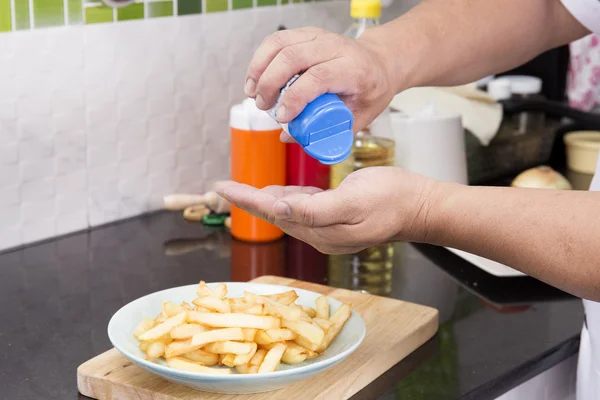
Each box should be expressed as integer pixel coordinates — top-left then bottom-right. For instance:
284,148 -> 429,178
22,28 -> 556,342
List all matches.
9,0 -> 15,31
28,0 -> 34,28
64,0 -> 69,25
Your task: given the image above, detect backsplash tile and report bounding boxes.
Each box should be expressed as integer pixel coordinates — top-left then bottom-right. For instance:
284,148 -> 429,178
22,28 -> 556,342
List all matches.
0,1 -> 352,252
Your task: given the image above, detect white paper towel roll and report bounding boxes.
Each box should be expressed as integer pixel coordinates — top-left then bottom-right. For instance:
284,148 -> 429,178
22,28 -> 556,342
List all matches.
390,109 -> 468,184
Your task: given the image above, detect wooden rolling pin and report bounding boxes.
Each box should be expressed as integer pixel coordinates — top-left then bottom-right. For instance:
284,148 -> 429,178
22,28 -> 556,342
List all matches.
163,191 -> 230,213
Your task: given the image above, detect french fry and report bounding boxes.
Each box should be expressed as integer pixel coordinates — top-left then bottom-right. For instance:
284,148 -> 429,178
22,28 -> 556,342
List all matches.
315,296 -> 329,319
230,303 -> 266,315
317,304 -> 352,353
194,306 -> 211,313
134,318 -> 156,340
140,311 -> 187,341
255,329 -> 296,345
203,341 -> 255,355
193,296 -> 231,313
244,292 -> 304,321
301,306 -> 317,318
247,348 -> 268,374
196,280 -> 212,297
163,301 -> 186,318
181,302 -> 193,310
233,342 -> 258,366
211,283 -> 227,299
146,341 -> 166,359
139,340 -> 151,352
258,343 -> 287,373
155,313 -> 167,324
170,323 -> 209,340
188,313 -> 280,330
258,342 -> 280,351
191,327 -> 244,348
313,317 -> 333,331
287,341 -> 318,359
236,363 -> 249,374
293,336 -> 320,352
263,290 -> 298,305
281,343 -> 308,365
182,349 -> 219,366
229,297 -> 246,305
242,328 -> 258,341
165,339 -> 202,358
167,357 -> 232,375
221,353 -> 236,368
282,319 -> 324,346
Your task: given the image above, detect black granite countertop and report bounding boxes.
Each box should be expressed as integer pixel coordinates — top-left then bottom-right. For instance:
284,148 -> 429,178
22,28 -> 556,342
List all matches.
0,212 -> 584,400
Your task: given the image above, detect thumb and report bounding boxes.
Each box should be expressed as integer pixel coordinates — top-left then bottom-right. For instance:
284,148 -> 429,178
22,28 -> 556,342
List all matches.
273,189 -> 351,227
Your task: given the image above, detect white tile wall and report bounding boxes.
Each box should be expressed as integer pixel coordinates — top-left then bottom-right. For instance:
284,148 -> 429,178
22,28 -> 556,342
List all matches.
0,2 -> 352,251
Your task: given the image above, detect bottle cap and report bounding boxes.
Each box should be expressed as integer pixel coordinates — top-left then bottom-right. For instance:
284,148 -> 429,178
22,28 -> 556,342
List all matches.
230,98 -> 281,131
350,0 -> 381,19
487,78 -> 512,101
502,75 -> 542,95
288,93 -> 354,165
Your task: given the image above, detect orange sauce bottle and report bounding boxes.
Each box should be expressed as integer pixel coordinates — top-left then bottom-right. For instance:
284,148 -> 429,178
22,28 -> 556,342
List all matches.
229,99 -> 286,242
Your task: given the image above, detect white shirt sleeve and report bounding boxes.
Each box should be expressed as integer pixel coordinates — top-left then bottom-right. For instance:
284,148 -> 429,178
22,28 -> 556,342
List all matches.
561,0 -> 600,34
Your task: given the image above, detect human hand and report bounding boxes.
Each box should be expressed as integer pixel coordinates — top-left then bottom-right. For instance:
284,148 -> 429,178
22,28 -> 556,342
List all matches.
244,27 -> 397,142
217,167 -> 437,254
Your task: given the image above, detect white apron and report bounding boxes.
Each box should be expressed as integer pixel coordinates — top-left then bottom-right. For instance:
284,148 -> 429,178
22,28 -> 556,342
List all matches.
576,157 -> 600,400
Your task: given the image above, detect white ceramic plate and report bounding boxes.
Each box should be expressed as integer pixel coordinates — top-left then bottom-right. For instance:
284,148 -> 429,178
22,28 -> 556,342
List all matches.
446,248 -> 526,277
108,282 -> 366,394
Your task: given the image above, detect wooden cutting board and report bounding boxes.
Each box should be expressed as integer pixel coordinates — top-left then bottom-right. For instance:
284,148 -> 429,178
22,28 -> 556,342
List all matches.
78,275 -> 438,400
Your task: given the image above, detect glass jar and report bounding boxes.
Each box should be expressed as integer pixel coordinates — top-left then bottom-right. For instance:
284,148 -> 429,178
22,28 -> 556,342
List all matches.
327,130 -> 396,296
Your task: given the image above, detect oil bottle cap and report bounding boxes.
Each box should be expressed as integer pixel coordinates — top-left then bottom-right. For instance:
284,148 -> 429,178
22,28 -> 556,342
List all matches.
288,93 -> 354,165
350,0 -> 381,19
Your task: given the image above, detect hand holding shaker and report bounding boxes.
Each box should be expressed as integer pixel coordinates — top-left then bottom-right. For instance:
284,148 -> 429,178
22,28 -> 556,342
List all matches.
267,75 -> 354,165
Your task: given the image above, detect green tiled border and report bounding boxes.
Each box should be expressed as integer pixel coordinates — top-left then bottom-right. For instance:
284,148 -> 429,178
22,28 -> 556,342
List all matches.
206,0 -> 227,13
34,0 -> 65,28
148,1 -> 174,17
232,0 -> 251,9
14,0 -> 31,30
85,4 -> 114,24
0,0 -> 330,31
117,2 -> 144,20
0,0 -> 11,32
178,0 -> 202,15
68,0 -> 84,24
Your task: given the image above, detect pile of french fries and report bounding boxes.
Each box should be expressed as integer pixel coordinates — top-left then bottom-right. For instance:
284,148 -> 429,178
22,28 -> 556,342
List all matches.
133,281 -> 352,375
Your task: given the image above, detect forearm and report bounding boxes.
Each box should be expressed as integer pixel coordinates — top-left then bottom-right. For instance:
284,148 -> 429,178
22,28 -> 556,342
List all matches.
364,0 -> 589,92
422,183 -> 600,300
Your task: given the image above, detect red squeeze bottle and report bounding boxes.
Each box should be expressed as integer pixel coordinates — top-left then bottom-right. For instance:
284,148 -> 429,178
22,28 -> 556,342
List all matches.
286,143 -> 330,189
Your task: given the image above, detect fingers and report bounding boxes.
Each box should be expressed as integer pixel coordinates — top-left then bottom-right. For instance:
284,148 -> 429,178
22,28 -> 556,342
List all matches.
280,131 -> 296,143
254,40 -> 338,111
218,183 -> 278,224
274,58 -> 354,123
245,28 -> 321,99
217,183 -> 324,225
272,189 -> 353,227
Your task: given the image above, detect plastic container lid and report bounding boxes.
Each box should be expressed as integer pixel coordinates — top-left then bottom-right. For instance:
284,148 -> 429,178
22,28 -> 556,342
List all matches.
475,75 -> 494,88
288,93 -> 354,165
501,75 -> 542,95
350,0 -> 381,19
230,98 -> 281,131
487,78 -> 512,100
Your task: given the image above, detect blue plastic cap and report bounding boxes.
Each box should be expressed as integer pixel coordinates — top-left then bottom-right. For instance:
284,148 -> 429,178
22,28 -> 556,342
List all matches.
288,93 -> 354,165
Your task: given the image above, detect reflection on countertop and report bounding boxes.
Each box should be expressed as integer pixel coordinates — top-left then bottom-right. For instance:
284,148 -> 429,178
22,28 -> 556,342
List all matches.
0,212 -> 583,400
